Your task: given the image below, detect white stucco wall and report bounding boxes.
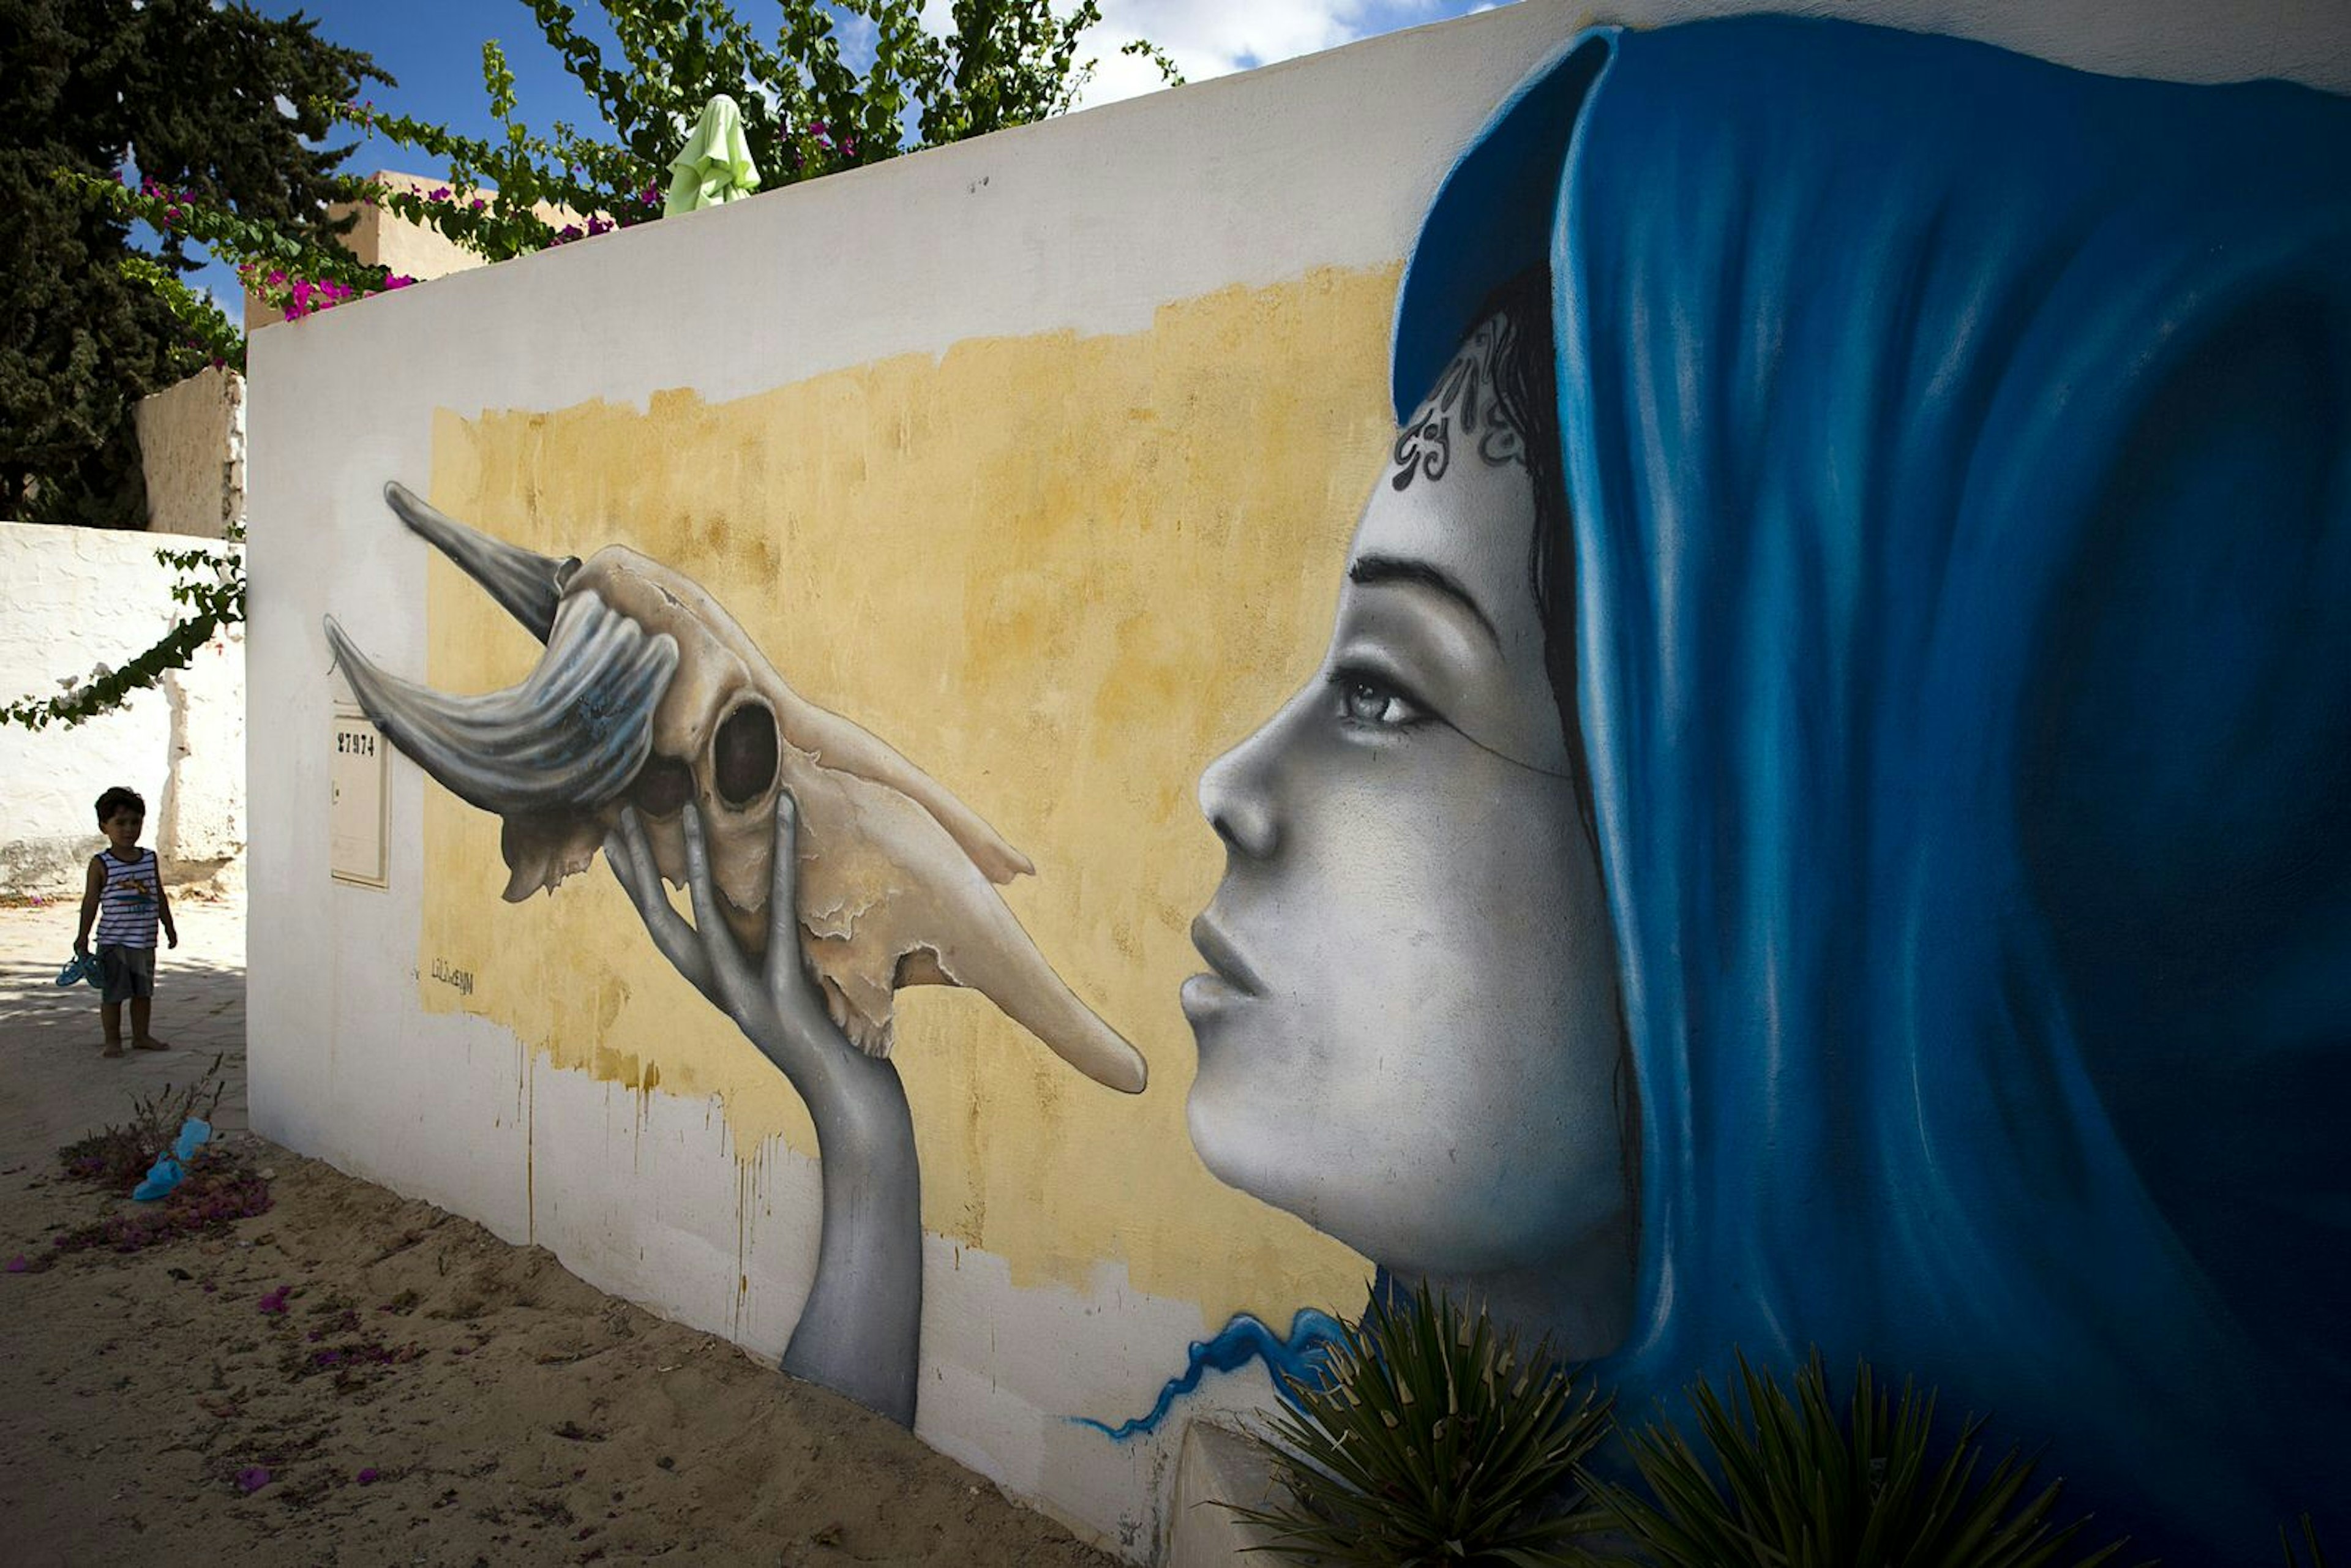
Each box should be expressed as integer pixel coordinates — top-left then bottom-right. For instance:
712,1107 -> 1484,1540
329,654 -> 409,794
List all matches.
0,521 -> 246,896
243,0 -> 2351,1558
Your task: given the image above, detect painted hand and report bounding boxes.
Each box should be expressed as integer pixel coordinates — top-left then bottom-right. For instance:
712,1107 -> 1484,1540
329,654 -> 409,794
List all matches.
604,795 -> 846,1090
602,794 -> 924,1425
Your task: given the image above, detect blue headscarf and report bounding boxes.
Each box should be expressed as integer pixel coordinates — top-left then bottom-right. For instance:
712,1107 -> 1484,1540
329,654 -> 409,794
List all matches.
1396,17 -> 2351,1559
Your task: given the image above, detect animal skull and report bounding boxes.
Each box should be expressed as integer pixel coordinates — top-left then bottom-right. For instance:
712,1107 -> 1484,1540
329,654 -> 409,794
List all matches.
324,482 -> 1146,1094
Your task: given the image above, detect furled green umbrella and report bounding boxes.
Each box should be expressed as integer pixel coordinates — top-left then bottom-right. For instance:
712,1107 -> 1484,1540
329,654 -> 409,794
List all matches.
664,94 -> 762,217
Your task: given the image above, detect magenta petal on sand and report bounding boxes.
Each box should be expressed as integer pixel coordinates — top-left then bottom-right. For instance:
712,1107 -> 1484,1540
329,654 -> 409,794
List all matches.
235,1466 -> 271,1493
356,1468 -> 380,1485
4,1255 -> 26,1273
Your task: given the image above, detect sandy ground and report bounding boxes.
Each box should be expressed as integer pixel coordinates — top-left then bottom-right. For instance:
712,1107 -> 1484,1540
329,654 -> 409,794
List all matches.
0,893 -> 1122,1567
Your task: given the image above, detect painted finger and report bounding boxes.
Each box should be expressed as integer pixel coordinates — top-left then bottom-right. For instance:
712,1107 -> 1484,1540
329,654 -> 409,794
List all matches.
603,825 -> 640,902
680,801 -> 758,1013
604,824 -> 688,981
618,806 -> 689,939
609,807 -> 714,997
766,793 -> 800,958
760,795 -> 836,1032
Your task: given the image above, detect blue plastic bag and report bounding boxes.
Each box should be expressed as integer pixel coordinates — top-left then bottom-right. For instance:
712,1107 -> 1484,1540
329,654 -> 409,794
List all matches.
173,1119 -> 210,1161
132,1118 -> 212,1202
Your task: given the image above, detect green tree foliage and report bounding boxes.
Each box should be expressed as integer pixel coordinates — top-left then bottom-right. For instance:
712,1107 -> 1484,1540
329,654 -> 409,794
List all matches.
116,257 -> 249,377
339,0 -> 1183,263
0,0 -> 388,527
6,0 -> 1172,728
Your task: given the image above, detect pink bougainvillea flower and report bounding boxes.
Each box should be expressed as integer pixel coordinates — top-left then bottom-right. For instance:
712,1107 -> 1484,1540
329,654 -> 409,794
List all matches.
258,1285 -> 291,1314
234,1466 -> 271,1493
428,186 -> 451,203
356,1467 -> 380,1485
4,1255 -> 27,1273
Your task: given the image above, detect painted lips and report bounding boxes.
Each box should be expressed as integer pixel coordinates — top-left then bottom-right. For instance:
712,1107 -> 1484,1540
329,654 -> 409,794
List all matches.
1182,915 -> 1262,1024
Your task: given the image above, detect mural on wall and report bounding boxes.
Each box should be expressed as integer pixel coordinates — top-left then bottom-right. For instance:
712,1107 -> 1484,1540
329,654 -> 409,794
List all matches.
324,483 -> 1147,1423
312,13 -> 2351,1558
1142,15 -> 2351,1563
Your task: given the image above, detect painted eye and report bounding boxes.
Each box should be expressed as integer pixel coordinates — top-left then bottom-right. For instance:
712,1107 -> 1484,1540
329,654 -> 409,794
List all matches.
1334,674 -> 1423,728
713,702 -> 779,807
629,754 -> 694,816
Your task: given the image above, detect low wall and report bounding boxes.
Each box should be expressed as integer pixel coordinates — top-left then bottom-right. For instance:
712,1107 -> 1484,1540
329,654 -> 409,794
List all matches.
0,521 -> 245,898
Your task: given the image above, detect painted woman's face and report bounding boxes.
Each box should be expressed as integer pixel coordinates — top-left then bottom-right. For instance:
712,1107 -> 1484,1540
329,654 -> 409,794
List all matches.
1183,361 -> 1627,1285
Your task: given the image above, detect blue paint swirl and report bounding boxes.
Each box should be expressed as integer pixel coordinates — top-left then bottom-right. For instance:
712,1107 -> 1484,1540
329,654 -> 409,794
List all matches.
1072,1308 -> 1347,1441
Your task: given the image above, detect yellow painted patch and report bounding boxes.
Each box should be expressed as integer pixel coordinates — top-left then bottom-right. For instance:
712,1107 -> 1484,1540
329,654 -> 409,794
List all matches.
421,266 -> 1396,1326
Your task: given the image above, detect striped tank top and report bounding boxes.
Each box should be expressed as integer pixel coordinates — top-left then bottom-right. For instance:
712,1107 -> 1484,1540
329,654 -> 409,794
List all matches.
94,847 -> 161,948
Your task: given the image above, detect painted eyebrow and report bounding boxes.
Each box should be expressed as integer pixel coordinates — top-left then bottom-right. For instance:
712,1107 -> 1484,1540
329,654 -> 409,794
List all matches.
1346,554 -> 1502,647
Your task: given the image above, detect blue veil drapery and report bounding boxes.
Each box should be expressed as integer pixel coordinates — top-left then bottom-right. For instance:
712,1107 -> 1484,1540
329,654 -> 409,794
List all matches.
1395,17 -> 2351,1559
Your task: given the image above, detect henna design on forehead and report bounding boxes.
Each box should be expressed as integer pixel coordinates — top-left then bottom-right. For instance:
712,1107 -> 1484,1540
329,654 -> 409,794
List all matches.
1390,314 -> 1531,492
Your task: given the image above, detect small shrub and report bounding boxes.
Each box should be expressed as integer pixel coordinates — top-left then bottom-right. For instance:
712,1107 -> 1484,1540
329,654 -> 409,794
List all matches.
1590,1350 -> 2132,1568
36,1147 -> 272,1263
1226,1280 -> 1613,1566
58,1055 -> 230,1191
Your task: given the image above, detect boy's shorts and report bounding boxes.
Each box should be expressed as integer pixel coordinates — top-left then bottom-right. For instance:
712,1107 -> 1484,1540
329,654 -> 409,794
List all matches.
96,944 -> 156,1003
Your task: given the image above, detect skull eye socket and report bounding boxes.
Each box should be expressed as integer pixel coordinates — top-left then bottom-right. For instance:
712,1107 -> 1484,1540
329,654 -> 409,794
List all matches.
629,754 -> 694,817
714,702 -> 779,808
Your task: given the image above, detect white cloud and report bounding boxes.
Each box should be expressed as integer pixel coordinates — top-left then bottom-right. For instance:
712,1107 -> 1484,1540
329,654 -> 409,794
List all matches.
1073,0 -> 1455,108
899,0 -> 1471,117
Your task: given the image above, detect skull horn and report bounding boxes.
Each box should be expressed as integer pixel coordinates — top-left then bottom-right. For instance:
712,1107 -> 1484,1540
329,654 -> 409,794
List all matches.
324,591 -> 679,816
383,481 -> 577,643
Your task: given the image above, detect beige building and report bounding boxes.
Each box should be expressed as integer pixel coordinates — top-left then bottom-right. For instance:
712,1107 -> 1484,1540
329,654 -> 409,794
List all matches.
243,170 -> 584,332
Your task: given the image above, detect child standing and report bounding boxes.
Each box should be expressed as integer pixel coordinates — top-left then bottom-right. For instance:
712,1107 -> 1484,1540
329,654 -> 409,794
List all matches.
72,786 -> 178,1057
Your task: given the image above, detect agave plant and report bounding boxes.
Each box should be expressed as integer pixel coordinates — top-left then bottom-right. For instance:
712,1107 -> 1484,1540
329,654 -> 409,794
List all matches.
1224,1280 -> 1614,1566
1587,1351 -> 2134,1568
2284,1515 -> 2330,1568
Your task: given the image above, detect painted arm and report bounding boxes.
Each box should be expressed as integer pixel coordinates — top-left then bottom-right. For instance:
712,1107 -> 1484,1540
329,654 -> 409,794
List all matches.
73,857 -> 103,955
604,797 -> 922,1426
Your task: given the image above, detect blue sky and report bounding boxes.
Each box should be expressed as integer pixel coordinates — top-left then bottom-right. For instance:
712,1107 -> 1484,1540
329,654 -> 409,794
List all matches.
191,0 -> 1485,306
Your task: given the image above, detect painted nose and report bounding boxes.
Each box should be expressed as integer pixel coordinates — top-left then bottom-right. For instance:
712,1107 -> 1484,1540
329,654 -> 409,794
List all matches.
1198,724 -> 1280,861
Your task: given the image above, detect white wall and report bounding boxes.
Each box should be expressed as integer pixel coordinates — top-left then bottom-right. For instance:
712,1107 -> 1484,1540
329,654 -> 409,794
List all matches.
243,0 -> 2351,1557
0,521 -> 245,896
